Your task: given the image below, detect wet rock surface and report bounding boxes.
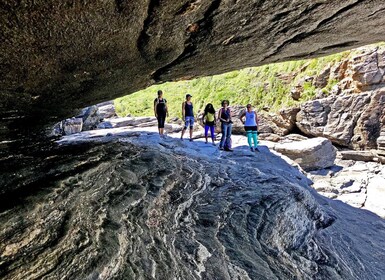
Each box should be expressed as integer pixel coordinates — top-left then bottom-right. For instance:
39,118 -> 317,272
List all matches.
1,133 -> 385,279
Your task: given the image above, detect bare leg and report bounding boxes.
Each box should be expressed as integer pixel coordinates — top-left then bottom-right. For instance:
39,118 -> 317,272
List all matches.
189,128 -> 193,140
181,128 -> 186,139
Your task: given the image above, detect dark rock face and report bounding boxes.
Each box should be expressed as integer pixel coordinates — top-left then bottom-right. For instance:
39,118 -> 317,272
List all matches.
1,140 -> 385,279
2,1 -> 385,134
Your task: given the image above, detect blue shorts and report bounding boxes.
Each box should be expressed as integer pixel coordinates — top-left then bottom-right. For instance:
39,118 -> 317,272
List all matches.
184,116 -> 194,129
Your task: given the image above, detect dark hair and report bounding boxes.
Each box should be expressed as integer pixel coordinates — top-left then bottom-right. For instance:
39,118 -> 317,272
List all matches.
204,103 -> 215,114
157,90 -> 163,96
221,100 -> 229,106
246,104 -> 252,108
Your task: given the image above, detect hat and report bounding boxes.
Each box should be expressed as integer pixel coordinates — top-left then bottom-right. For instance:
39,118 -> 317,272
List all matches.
186,94 -> 192,98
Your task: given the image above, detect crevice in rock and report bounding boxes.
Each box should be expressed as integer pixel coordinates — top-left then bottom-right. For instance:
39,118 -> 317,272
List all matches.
368,7 -> 385,18
151,0 -> 222,82
262,31 -> 315,62
263,1 -> 364,62
271,10 -> 291,22
315,0 -> 364,29
175,0 -> 201,16
114,0 -> 125,13
137,0 -> 160,60
318,41 -> 360,52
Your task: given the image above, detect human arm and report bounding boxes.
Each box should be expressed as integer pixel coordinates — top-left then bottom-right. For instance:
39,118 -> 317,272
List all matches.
239,111 -> 246,124
182,102 -> 185,121
154,99 -> 158,117
217,108 -> 223,122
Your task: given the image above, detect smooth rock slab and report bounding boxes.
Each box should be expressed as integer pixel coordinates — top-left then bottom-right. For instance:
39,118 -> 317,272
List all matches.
273,137 -> 337,171
364,177 -> 385,218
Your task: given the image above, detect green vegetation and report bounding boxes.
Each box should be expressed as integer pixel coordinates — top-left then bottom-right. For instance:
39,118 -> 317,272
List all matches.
115,50 -> 351,118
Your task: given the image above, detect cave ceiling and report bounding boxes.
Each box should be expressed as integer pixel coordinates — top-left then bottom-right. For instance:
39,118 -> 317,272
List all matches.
1,0 -> 385,133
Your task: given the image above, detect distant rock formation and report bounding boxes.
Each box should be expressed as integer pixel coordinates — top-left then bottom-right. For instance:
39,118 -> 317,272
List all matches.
269,47 -> 385,151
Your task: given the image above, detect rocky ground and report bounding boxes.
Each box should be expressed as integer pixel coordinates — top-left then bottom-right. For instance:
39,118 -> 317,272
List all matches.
1,123 -> 385,279
60,118 -> 385,219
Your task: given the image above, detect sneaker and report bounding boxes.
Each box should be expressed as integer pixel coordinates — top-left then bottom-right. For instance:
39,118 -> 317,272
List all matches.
219,147 -> 224,150
250,147 -> 254,152
189,138 -> 193,142
254,147 -> 260,152
212,143 -> 216,146
205,141 -> 208,144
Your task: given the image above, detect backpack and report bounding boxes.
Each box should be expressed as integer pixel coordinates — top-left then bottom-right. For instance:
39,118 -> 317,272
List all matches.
155,98 -> 167,113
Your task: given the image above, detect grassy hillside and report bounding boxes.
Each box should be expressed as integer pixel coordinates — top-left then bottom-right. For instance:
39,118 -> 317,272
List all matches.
115,50 -> 351,118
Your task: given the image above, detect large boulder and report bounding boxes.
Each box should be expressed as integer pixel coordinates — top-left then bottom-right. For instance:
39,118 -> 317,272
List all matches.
97,101 -> 117,119
260,107 -> 300,136
273,137 -> 337,171
78,105 -> 101,131
63,118 -> 83,135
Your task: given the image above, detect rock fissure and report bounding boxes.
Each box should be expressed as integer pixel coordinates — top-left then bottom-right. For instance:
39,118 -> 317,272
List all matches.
315,0 -> 364,30
151,0 -> 223,82
137,0 -> 160,61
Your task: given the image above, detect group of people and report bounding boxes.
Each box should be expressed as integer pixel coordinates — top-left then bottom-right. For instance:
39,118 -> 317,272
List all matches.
153,90 -> 259,152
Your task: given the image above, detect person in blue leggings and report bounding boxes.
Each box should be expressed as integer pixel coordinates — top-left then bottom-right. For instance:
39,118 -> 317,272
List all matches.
240,104 -> 259,152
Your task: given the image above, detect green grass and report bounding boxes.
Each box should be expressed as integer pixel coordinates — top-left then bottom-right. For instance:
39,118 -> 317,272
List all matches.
114,44 -> 379,118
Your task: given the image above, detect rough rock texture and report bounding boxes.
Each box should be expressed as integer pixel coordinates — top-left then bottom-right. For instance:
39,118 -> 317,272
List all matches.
296,89 -> 385,149
63,117 -> 83,135
1,134 -> 385,279
2,1 -> 385,138
377,129 -> 385,150
309,157 -> 385,218
97,101 -> 117,119
259,107 -> 301,136
272,137 -> 337,171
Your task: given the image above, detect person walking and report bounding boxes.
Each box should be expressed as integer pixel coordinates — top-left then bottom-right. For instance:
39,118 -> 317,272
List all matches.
202,103 -> 216,145
154,90 -> 169,136
240,104 -> 259,152
181,94 -> 194,141
218,100 -> 233,151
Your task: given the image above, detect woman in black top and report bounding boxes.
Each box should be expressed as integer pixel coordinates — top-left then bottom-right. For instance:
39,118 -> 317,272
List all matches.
154,90 -> 169,136
181,94 -> 195,141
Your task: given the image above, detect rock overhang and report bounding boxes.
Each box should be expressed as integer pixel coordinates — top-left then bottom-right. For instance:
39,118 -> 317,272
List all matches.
1,0 -> 385,137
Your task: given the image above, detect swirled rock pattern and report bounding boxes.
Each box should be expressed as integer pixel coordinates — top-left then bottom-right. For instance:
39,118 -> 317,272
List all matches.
1,135 -> 385,279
